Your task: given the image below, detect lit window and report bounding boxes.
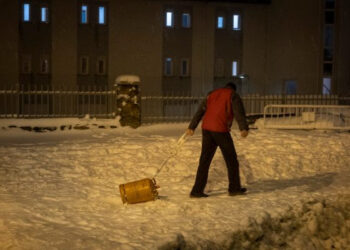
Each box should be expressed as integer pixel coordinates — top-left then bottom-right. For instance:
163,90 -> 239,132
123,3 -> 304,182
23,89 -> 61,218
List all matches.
165,11 -> 173,27
80,56 -> 89,74
182,13 -> 191,28
180,59 -> 189,76
233,14 -> 241,30
81,5 -> 88,24
217,16 -> 224,29
41,7 -> 48,23
215,58 -> 225,77
98,6 -> 106,24
40,57 -> 49,74
232,61 -> 238,76
96,57 -> 106,75
322,77 -> 331,95
164,58 -> 173,76
23,3 -> 30,22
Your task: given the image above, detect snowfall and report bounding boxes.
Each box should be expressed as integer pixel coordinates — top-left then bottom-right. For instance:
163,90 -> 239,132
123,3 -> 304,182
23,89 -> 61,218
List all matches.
0,117 -> 349,250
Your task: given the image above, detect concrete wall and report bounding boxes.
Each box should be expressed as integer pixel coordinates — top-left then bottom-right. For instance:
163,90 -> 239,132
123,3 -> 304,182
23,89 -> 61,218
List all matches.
109,0 -> 163,95
0,0 -> 19,87
265,0 -> 322,94
336,0 -> 350,96
51,0 -> 77,88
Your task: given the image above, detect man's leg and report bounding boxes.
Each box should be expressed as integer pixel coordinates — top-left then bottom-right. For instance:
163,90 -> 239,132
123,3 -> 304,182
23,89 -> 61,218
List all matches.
191,130 -> 217,194
212,132 -> 241,192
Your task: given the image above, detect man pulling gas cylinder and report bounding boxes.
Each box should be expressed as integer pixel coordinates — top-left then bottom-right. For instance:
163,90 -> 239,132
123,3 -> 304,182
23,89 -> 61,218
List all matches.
186,82 -> 249,198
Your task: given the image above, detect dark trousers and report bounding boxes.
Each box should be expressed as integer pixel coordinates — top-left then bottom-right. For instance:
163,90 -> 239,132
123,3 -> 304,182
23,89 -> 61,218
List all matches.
191,129 -> 241,194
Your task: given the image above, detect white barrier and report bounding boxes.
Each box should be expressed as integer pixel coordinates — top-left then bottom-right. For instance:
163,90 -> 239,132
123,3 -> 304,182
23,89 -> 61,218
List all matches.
263,105 -> 350,130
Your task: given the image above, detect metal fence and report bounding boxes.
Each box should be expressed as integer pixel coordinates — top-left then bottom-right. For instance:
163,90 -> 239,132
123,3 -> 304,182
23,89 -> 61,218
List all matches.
140,94 -> 346,123
1,85 -> 349,124
0,85 -> 116,118
263,104 -> 350,130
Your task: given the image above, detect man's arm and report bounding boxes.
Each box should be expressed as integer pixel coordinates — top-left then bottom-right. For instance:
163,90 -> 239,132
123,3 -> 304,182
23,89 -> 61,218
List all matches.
232,93 -> 249,136
186,98 -> 207,135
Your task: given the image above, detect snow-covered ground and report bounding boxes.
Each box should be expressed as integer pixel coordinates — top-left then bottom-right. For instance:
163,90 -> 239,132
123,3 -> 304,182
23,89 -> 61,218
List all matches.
0,119 -> 349,249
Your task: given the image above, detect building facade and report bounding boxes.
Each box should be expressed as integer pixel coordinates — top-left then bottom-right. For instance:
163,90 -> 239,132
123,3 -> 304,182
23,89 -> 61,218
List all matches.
0,0 -> 349,96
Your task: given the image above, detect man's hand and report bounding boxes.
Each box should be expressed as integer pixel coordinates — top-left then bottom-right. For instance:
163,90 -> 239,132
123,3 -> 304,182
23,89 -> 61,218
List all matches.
240,130 -> 248,138
186,129 -> 194,136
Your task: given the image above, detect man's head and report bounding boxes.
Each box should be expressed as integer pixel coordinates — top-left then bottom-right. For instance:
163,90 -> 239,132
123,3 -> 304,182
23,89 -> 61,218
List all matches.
225,82 -> 236,91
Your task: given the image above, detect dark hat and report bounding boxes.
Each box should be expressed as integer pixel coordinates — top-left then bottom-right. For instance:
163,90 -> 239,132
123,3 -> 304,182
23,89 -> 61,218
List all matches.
225,82 -> 236,91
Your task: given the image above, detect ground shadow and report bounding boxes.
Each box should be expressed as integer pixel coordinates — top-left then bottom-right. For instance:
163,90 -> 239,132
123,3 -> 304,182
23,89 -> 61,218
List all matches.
208,172 -> 337,196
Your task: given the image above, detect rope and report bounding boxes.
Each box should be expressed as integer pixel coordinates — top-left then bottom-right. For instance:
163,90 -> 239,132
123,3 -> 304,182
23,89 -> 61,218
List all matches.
153,133 -> 188,178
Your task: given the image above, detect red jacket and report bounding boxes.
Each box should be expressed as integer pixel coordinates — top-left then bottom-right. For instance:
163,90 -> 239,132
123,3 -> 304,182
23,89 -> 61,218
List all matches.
202,88 -> 233,132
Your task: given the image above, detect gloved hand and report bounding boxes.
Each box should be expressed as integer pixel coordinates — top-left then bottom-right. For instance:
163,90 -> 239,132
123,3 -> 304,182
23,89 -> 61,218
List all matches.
240,130 -> 248,138
186,128 -> 194,136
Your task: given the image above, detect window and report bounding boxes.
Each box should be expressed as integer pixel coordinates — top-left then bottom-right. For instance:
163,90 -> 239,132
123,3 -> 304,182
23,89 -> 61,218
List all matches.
325,11 -> 335,24
40,57 -> 49,74
21,55 -> 32,74
98,6 -> 106,24
232,61 -> 238,76
96,57 -> 106,75
81,5 -> 88,24
164,58 -> 173,76
323,63 -> 333,75
23,3 -> 30,22
325,0 -> 335,9
182,13 -> 191,28
165,11 -> 174,27
217,16 -> 224,29
41,7 -> 49,23
285,80 -> 297,95
79,56 -> 89,75
322,77 -> 331,94
215,58 -> 225,77
233,14 -> 241,30
180,59 -> 190,76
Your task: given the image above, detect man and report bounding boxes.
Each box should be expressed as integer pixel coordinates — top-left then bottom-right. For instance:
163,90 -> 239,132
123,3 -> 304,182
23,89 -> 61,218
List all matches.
186,82 -> 249,198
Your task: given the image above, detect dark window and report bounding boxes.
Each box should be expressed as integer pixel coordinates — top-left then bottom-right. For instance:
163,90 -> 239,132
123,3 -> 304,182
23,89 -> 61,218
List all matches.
324,48 -> 333,61
324,26 -> 334,48
164,58 -> 173,76
325,11 -> 334,24
325,0 -> 335,9
285,80 -> 297,95
182,13 -> 191,28
323,63 -> 333,75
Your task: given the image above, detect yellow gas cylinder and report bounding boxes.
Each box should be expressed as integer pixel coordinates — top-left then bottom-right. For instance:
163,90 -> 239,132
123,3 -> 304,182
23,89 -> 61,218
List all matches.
119,178 -> 159,204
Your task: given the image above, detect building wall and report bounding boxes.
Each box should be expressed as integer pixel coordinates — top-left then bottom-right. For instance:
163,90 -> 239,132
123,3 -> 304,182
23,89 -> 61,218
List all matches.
109,0 -> 163,95
162,4 -> 193,95
336,0 -> 350,96
191,3 -> 215,96
241,4 -> 268,94
0,0 -> 19,88
51,0 -> 77,88
265,0 -> 322,94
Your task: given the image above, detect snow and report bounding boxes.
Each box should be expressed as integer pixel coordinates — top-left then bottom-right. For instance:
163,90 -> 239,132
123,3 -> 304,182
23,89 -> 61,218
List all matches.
0,120 -> 349,249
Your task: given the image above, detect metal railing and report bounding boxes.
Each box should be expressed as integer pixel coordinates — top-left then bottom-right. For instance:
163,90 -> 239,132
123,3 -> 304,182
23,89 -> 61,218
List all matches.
141,94 -> 345,123
0,85 -> 116,118
263,104 -> 350,130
